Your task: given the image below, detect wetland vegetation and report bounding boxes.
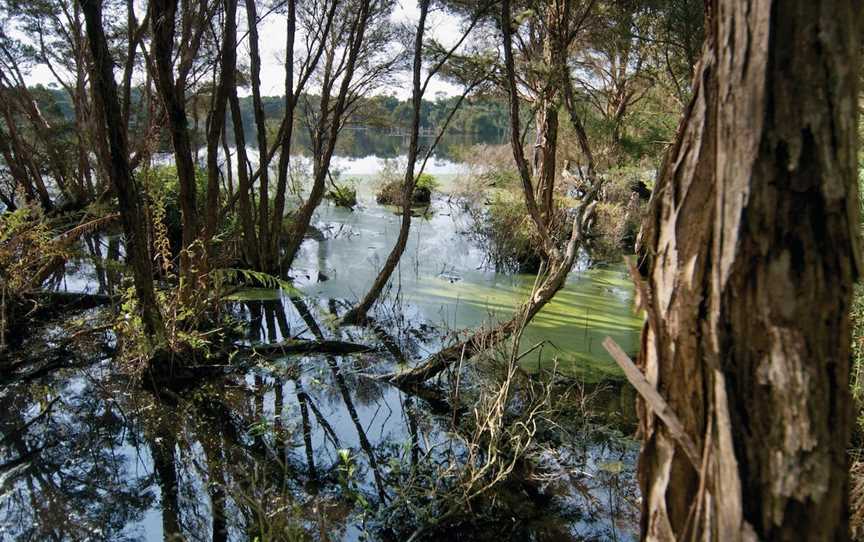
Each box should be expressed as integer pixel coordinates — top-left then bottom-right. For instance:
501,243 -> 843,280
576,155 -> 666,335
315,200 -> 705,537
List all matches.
1,0 -> 863,540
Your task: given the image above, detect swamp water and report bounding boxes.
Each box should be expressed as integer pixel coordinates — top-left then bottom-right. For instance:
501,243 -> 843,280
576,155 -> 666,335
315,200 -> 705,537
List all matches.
0,158 -> 643,541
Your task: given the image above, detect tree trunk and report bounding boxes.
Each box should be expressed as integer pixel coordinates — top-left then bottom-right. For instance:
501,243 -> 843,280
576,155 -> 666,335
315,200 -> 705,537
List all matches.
204,0 -> 236,241
635,1 -> 861,539
81,0 -> 164,343
389,0 -> 599,384
281,0 -> 374,272
267,0 -> 298,272
533,100 -> 558,221
151,0 -> 200,285
245,0 -> 272,264
228,90 -> 260,266
340,0 -> 429,326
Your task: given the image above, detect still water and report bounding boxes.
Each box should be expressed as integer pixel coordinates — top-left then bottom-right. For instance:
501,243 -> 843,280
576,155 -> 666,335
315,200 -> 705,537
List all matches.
0,146 -> 643,541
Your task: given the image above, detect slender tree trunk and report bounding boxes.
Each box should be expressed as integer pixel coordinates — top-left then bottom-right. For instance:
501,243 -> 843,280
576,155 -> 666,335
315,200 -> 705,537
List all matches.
389,0 -> 598,384
268,1 -> 297,272
204,0 -> 237,241
0,130 -> 39,207
245,0 -> 272,264
341,0 -> 429,325
634,1 -> 861,539
533,101 -> 558,220
221,124 -> 233,199
228,90 -> 260,266
81,0 -> 164,342
151,0 -> 200,285
0,109 -> 54,211
534,9 -> 561,221
281,0 -> 374,272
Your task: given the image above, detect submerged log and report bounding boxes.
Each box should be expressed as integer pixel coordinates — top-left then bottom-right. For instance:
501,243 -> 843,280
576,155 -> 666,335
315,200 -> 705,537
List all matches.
143,339 -> 374,392
3,291 -> 113,348
246,339 -> 373,357
30,291 -> 112,312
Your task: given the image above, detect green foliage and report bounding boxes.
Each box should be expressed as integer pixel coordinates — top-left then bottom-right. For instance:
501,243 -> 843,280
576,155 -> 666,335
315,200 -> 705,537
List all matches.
337,449 -> 371,512
0,202 -> 70,295
472,191 -> 544,273
326,182 -> 358,209
588,167 -> 650,260
140,164 -> 225,244
858,154 -> 864,225
375,160 -> 436,206
852,285 -> 864,415
212,268 -> 302,297
452,144 -> 519,206
852,156 -> 864,448
415,173 -> 439,192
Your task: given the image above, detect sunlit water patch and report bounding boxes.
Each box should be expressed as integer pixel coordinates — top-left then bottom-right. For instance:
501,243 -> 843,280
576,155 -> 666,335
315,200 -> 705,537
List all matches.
292,182 -> 642,381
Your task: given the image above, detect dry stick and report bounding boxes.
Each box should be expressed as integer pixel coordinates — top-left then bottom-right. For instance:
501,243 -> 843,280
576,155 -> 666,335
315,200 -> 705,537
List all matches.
601,337 -> 700,469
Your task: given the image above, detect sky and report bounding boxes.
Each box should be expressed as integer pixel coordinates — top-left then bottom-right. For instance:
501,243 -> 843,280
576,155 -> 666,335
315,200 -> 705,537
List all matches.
21,0 -> 467,100
252,0 -> 465,98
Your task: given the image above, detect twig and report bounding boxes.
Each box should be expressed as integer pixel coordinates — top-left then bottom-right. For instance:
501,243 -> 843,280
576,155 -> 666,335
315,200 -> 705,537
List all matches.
602,337 -> 700,469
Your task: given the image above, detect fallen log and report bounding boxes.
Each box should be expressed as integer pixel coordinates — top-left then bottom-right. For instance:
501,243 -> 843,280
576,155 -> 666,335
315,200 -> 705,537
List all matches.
245,339 -> 374,357
385,199 -> 597,387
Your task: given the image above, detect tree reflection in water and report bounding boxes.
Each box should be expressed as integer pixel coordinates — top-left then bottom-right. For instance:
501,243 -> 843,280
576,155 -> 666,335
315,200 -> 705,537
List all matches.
0,296 -> 639,541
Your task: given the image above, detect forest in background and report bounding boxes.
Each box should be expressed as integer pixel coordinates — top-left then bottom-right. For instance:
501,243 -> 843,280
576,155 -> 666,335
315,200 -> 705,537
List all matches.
1,0 -> 863,540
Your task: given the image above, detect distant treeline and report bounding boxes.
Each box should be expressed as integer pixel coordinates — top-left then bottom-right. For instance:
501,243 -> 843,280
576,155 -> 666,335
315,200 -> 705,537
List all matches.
36,85 -> 509,148
235,93 -> 510,141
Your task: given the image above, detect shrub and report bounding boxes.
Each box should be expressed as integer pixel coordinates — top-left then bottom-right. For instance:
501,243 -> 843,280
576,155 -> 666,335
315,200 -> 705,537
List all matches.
0,202 -> 73,345
141,164 -> 209,252
326,183 -> 358,209
452,144 -> 519,206
375,161 -> 436,206
469,191 -> 572,273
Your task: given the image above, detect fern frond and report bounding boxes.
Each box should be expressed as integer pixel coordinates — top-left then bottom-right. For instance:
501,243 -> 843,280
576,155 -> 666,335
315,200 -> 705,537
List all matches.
55,213 -> 120,245
212,268 -> 302,297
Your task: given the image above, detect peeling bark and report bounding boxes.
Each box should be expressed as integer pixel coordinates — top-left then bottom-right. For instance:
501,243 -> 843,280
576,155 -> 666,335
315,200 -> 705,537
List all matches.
635,1 -> 861,539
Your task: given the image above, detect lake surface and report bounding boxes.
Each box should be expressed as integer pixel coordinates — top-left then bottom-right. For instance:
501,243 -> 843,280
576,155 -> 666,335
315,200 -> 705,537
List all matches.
0,148 -> 644,540
291,169 -> 642,381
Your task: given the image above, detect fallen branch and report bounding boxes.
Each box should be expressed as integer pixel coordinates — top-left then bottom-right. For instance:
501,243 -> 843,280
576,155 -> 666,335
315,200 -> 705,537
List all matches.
386,198 -> 596,387
245,339 -> 373,357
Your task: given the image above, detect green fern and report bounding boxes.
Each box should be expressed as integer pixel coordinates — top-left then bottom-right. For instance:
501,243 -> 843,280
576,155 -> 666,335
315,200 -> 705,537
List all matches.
213,268 -> 302,297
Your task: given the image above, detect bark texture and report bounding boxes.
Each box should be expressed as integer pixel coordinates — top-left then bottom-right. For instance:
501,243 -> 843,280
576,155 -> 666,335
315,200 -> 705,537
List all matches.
340,0 -> 429,326
636,1 -> 861,540
81,0 -> 164,341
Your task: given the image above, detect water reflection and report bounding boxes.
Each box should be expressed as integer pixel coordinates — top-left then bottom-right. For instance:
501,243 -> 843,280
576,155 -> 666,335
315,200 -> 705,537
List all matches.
6,135 -> 647,539
1,296 -> 639,541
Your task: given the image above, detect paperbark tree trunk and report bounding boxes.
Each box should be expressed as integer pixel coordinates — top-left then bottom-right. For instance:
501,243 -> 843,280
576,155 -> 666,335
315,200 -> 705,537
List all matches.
151,0 -> 200,285
81,0 -> 164,343
635,1 -> 861,540
339,0 -> 429,326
